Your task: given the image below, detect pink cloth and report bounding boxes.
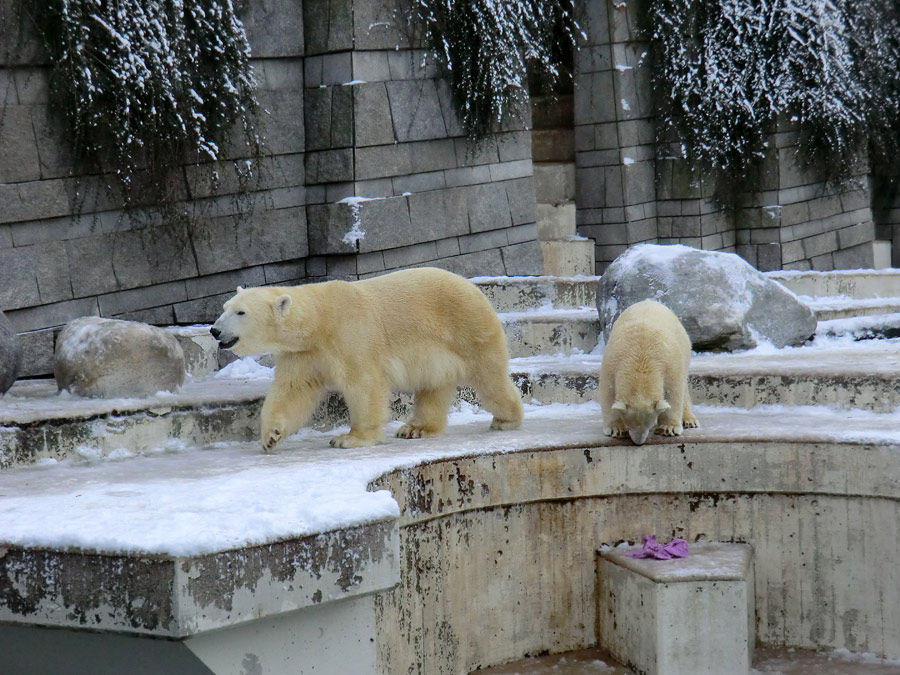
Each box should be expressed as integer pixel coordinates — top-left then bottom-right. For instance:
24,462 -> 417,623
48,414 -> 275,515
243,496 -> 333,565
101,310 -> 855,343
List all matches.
626,535 -> 689,559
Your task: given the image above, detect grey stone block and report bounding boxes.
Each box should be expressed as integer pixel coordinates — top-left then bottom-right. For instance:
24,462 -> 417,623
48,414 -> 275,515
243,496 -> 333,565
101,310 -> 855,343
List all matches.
501,240 -> 543,275
808,195 -> 843,221
672,216 -> 701,238
444,165 -> 492,188
435,236 -> 461,258
626,218 -> 656,243
174,292 -> 235,324
507,222 -> 538,245
780,202 -> 809,227
458,228 -> 509,255
13,67 -> 49,104
0,246 -> 39,310
506,177 -> 537,226
801,230 -> 838,259
351,51 -> 391,82
496,131 -> 533,162
306,148 -> 354,184
489,159 -> 532,183
455,137 -> 500,167
701,232 -> 724,250
263,259 -> 307,285
303,87 -> 334,152
255,88 -> 305,155
623,160 -> 655,205
841,188 -> 871,213
0,106 -> 40,183
15,327 -> 55,378
303,0 -> 353,54
353,0 -> 409,51
322,53 -> 353,86
837,221 -> 875,249
574,71 -> 616,126
392,170 -> 447,195
354,82 -> 395,147
386,79 -> 447,143
243,0 -> 304,57
757,243 -> 782,271
781,239 -> 805,265
357,250 -> 385,274
579,0 -> 611,49
576,166 -> 604,209
118,306 -> 176,324
410,138 -> 458,174
381,241 -> 437,269
434,79 -> 465,139
407,187 -> 469,238
833,242 -> 875,269
355,143 -> 412,180
429,249 -> 504,279
750,227 -> 781,244
387,50 -> 438,81
0,224 -> 11,248
257,58 -> 304,91
467,182 -> 513,233
6,296 -> 99,333
192,206 -> 308,277
810,252 -> 834,271
0,68 -> 16,104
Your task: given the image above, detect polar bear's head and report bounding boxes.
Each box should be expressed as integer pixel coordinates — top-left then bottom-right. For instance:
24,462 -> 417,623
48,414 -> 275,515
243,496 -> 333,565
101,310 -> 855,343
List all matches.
611,398 -> 671,446
210,286 -> 303,357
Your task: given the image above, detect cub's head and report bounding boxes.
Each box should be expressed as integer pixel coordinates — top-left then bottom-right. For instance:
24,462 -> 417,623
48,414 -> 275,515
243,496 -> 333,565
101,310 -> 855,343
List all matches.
611,399 -> 671,446
210,286 -> 296,357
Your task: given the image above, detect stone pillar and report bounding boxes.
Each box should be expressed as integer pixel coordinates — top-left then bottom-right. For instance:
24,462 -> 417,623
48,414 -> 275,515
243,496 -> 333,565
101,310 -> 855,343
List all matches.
575,0 -> 659,273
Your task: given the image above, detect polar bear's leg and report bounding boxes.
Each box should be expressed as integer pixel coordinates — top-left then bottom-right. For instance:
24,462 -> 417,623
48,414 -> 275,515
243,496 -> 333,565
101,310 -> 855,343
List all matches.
657,368 -> 685,436
260,379 -> 324,453
331,376 -> 389,448
471,370 -> 524,431
397,384 -> 457,439
682,382 -> 699,428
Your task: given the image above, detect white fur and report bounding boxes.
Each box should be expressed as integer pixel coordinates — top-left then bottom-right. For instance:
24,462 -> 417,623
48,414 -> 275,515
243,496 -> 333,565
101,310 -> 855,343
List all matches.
211,268 -> 524,451
600,299 -> 698,445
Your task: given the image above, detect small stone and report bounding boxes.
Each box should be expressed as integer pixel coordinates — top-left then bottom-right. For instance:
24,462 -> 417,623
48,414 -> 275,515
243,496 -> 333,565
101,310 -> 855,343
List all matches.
55,317 -> 185,398
0,310 -> 23,394
597,244 -> 817,351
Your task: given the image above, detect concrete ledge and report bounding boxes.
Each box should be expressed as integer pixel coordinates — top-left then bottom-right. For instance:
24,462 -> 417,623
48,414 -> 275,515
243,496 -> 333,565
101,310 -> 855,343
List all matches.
0,519 -> 398,638
598,543 -> 754,675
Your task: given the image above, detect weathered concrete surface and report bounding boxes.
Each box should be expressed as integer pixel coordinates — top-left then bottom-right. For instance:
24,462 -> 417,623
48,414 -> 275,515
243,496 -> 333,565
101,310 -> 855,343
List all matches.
597,543 -> 754,675
769,269 -> 900,300
499,308 -> 599,357
0,520 -> 398,637
0,309 -> 22,395
472,275 -> 601,312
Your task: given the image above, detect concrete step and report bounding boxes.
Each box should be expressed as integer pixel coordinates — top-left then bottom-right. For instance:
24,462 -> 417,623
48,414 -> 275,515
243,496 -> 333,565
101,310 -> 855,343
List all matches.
804,296 -> 900,321
499,308 -> 599,357
540,239 -> 595,277
768,269 -> 900,299
532,128 -> 575,163
472,275 -> 601,312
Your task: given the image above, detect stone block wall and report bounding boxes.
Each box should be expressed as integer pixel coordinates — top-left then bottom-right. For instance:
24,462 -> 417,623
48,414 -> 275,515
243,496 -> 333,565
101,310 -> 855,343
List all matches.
0,0 -> 541,378
302,0 -> 540,282
575,0 -> 886,274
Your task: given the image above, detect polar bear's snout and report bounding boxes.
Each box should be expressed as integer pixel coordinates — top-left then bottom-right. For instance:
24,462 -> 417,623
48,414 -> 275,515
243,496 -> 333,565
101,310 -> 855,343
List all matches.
210,321 -> 240,350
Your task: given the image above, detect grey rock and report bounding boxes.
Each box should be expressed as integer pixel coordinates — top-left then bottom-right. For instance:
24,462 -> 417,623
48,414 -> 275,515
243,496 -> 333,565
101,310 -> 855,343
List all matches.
0,310 -> 22,394
55,317 -> 185,398
596,244 -> 817,351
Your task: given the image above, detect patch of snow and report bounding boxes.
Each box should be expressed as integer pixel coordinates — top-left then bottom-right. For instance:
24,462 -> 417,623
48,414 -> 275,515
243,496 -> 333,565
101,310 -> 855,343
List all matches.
623,156 -> 635,165
215,356 -> 274,381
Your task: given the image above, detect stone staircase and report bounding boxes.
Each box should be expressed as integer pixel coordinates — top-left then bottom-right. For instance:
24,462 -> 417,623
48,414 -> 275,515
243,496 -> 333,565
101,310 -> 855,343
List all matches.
2,269 -> 900,674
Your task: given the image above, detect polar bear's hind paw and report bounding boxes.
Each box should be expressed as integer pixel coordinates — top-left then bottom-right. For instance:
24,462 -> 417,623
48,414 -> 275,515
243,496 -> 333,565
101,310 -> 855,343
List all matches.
657,423 -> 684,436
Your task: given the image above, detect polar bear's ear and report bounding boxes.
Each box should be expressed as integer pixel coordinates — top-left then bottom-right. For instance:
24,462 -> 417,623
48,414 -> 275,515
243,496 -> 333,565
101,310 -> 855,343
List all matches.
274,294 -> 292,318
655,400 -> 671,413
612,401 -> 627,411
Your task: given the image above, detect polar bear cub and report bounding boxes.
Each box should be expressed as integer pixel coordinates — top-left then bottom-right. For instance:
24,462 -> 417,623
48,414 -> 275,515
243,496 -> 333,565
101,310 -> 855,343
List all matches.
210,267 -> 523,451
600,299 -> 698,445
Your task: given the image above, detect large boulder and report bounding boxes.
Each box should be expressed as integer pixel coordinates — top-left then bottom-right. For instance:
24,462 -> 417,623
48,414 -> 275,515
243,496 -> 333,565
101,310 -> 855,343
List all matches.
0,310 -> 22,394
597,244 -> 817,351
55,317 -> 185,398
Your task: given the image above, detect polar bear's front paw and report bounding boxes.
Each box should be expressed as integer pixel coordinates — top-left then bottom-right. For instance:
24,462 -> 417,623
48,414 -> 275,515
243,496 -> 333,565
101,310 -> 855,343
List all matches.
330,433 -> 377,448
261,427 -> 282,453
490,417 -> 521,431
396,424 -> 438,439
603,425 -> 628,438
657,423 -> 684,437
682,414 -> 699,429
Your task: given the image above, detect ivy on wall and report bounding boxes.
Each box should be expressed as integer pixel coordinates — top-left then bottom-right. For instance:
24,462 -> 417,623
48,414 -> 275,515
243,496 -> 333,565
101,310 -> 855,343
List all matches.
413,0 -> 579,144
32,0 -> 260,211
646,0 -> 900,188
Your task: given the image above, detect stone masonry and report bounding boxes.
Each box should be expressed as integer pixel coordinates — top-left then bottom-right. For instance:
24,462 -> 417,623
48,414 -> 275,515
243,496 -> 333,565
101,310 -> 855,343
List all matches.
574,0 -> 886,274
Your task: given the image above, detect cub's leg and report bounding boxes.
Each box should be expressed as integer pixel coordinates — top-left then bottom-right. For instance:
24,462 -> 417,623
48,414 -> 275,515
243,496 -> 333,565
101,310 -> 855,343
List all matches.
471,367 -> 523,431
656,367 -> 686,437
600,372 -> 627,438
397,384 -> 457,439
331,375 -> 389,448
682,382 -> 699,429
260,378 -> 324,453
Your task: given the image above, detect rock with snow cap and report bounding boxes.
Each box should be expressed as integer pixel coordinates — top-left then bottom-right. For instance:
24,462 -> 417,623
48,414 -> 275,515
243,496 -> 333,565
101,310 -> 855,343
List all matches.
0,309 -> 22,394
597,244 -> 817,351
55,317 -> 185,398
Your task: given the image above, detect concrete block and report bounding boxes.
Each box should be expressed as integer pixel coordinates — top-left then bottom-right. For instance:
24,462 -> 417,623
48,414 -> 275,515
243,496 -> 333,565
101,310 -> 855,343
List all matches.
409,138 -> 458,174
382,241 -> 438,269
832,242 -> 875,270
351,51 -> 391,82
435,236 -> 461,258
0,105 -> 40,183
757,243 -> 782,271
801,230 -> 839,259
540,239 -> 595,276
354,83 -> 395,147
500,240 -> 543,276
506,222 -> 538,245
391,170 -> 446,195
874,240 -> 891,269
386,80 -> 447,143
810,252 -> 835,271
387,49 -> 437,81
303,0 -> 353,54
537,203 -> 577,240
254,88 -> 305,155
496,131 -> 533,163
263,259 -> 307,285
837,220 -> 875,250
352,0 -> 408,50
431,248 -> 504,278
459,229 -> 508,255
467,182 -> 513,233
535,163 -> 576,204
407,187 -> 469,239
598,543 -> 754,675
489,159 -> 532,183
505,177 -> 537,226
532,129 -> 574,163
354,144 -> 412,180
808,194 -> 843,221
305,148 -> 354,184
574,72 -> 616,126
242,0 -> 304,57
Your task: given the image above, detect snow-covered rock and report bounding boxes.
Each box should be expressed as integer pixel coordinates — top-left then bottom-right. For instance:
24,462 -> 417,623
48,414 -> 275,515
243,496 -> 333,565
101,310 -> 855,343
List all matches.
0,309 -> 22,395
596,244 -> 817,351
55,317 -> 185,398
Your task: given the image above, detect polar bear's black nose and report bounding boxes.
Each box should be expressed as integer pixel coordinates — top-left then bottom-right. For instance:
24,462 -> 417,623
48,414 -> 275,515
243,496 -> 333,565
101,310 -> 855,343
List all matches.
210,327 -> 221,339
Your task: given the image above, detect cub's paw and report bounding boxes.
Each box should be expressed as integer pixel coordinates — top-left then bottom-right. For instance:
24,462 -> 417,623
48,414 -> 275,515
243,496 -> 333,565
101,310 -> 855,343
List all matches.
330,433 -> 377,449
603,425 -> 628,438
261,427 -> 282,453
682,414 -> 699,429
657,423 -> 684,437
396,424 -> 438,439
490,417 -> 521,431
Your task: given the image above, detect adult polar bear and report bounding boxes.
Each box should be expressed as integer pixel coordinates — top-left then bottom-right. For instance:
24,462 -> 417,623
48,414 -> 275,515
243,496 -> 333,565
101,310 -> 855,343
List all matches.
600,299 -> 698,445
211,268 -> 523,451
